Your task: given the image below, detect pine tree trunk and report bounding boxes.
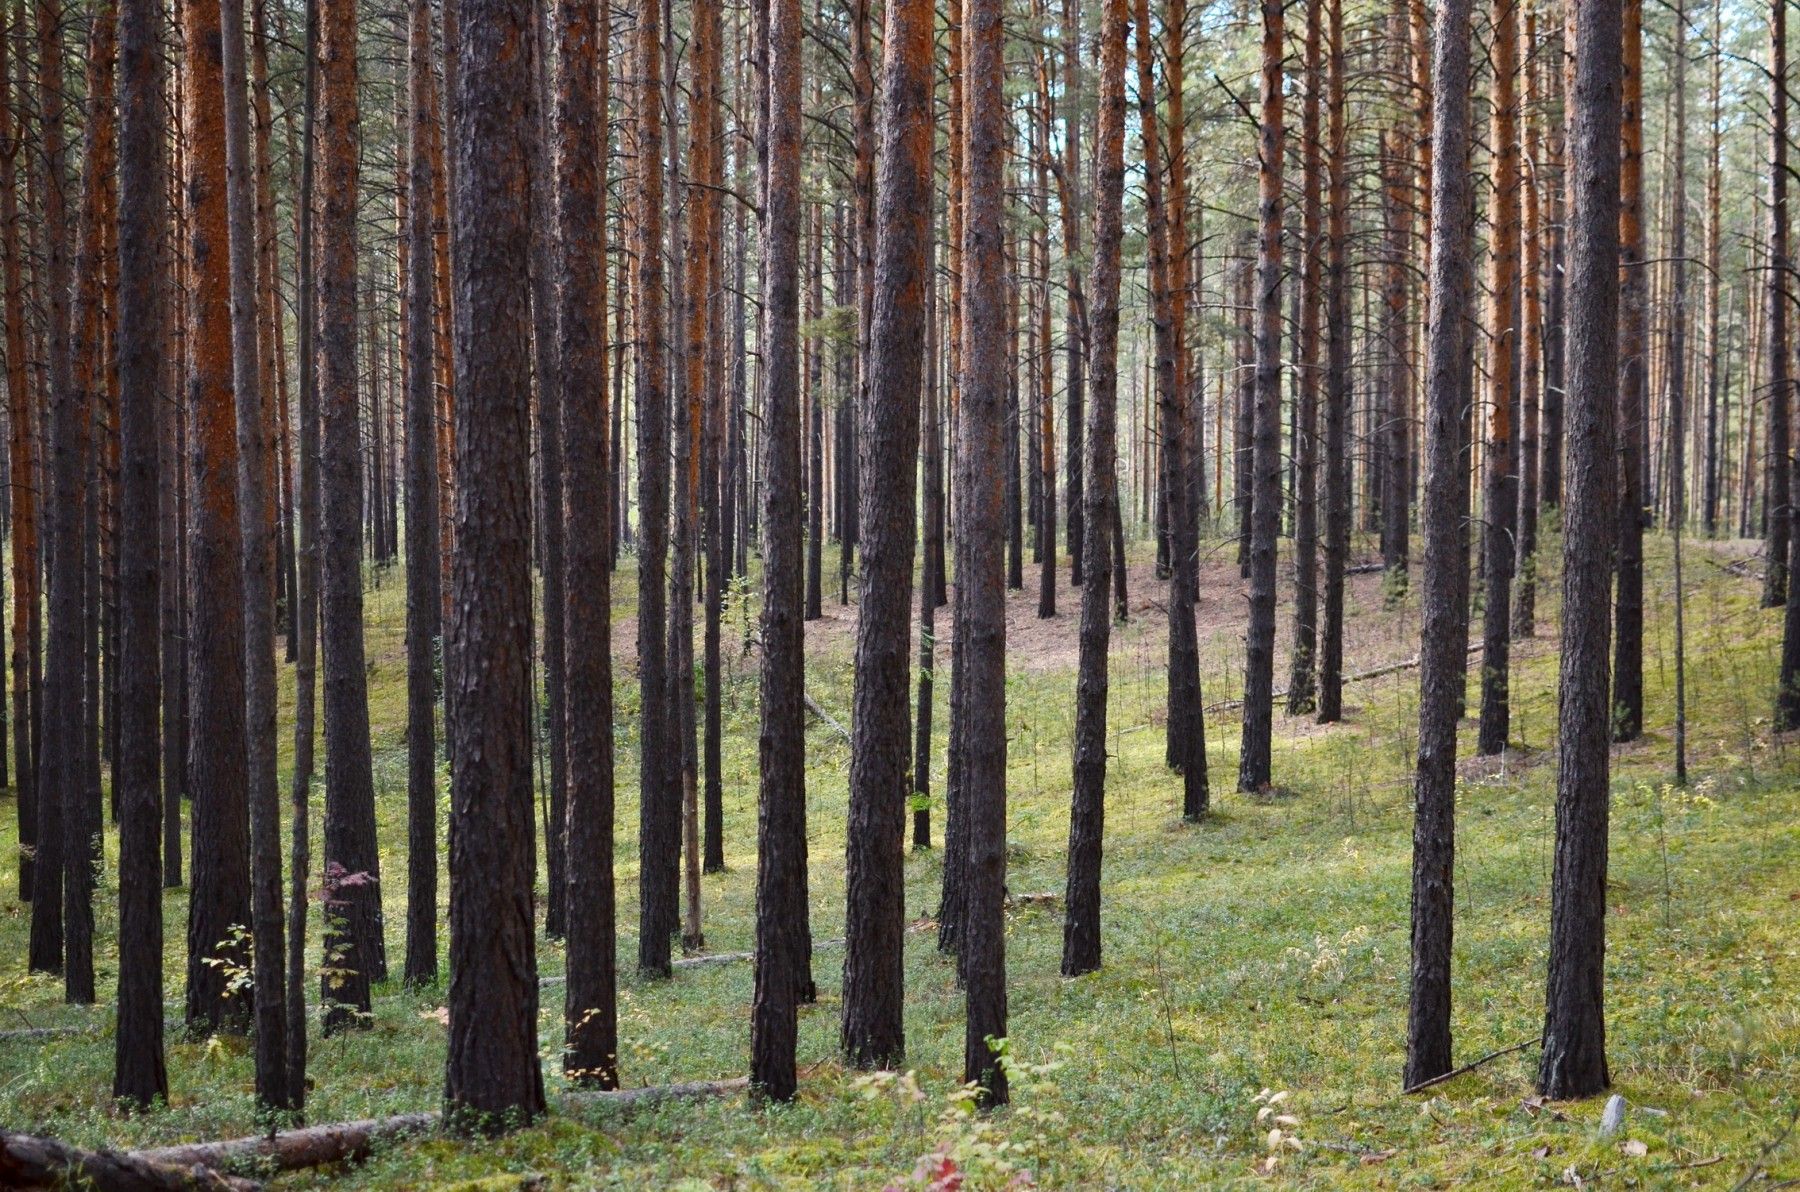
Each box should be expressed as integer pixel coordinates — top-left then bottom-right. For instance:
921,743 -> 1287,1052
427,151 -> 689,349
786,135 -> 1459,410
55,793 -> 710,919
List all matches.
1238,0 -> 1283,792
1539,0 -> 1620,1101
1062,0 -> 1127,978
842,0 -> 931,1070
1315,0 -> 1349,725
558,0 -> 616,1089
444,0 -> 548,1127
752,0 -> 811,1101
1612,0 -> 1647,736
113,0 -> 169,1106
1287,0 -> 1322,715
1405,0 -> 1475,1088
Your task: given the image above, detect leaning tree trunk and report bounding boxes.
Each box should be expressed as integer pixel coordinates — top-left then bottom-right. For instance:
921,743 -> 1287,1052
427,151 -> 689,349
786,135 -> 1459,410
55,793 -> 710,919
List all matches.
1539,0 -> 1620,1102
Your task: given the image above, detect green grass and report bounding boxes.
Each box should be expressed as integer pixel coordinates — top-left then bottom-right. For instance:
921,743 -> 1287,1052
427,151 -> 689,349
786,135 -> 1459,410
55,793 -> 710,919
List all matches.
2,528 -> 1798,1188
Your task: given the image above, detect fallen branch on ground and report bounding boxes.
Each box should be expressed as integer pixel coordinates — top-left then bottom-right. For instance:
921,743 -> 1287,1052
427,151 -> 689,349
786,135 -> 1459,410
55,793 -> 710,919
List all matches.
129,1078 -> 747,1178
803,691 -> 850,743
1207,645 -> 1483,714
540,939 -> 843,987
1401,1038 -> 1539,1096
2,1128 -> 257,1190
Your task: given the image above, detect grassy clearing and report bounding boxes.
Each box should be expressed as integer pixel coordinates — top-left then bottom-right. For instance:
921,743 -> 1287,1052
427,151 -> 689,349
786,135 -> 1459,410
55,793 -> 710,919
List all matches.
2,529 -> 1798,1188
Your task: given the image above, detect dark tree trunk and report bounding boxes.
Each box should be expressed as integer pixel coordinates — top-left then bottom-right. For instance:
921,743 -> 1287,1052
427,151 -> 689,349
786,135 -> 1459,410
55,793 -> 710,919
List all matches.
286,0 -> 322,1101
957,0 -> 1009,1108
402,0 -> 442,989
1539,0 -> 1620,1101
1512,14 -> 1543,639
444,0 -> 548,1127
319,0 -> 386,1029
1062,0 -> 1127,978
0,0 -> 40,907
1316,0 -> 1349,725
527,0 -> 569,942
635,0 -> 677,980
1238,0 -> 1283,792
1063,0 -> 1085,590
914,226 -> 941,853
180,0 -> 253,1030
1612,0 -> 1646,736
222,0 -> 292,1104
559,0 -> 616,1089
1287,0 -> 1322,716
752,0 -> 811,1101
1405,0 -> 1474,1089
842,0 -> 931,1070
1767,0 -> 1792,611
113,0 -> 169,1107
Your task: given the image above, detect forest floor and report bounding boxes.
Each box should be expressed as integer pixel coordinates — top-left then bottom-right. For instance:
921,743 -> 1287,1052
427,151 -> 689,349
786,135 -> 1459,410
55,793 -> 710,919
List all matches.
2,524 -> 1798,1189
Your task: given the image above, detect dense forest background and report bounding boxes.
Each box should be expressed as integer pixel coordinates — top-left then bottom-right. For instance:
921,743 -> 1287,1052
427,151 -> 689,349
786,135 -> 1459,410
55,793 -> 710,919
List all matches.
2,0 -> 1800,1183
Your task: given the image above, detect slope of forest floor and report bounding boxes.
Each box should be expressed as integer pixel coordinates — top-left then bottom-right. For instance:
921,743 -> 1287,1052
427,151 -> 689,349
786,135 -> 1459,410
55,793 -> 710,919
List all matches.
2,528 -> 1798,1188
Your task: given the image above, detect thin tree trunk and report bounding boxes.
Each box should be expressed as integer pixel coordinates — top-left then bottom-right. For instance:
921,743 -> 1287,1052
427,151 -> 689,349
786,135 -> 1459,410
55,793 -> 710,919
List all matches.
1062,0 -> 1127,978
1287,0 -> 1323,715
1316,0 -> 1350,724
1613,0 -> 1647,736
1238,0 -> 1283,791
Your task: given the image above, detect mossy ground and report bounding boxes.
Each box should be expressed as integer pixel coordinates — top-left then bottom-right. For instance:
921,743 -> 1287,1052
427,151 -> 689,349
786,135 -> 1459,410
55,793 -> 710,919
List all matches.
2,527 -> 1797,1188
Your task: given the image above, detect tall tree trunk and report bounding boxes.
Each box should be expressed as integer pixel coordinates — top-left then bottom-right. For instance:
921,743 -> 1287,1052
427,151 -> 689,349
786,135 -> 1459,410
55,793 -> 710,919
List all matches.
559,0 -> 615,1089
1287,0 -> 1323,715
1062,0 -> 1127,978
635,0 -> 676,978
1315,0 -> 1350,724
1237,0 -> 1283,791
1703,0 -> 1722,536
112,0 -> 169,1107
222,0 -> 291,1105
1539,0 -> 1620,1101
179,0 -> 253,1029
1513,7 -> 1543,638
842,0 -> 931,1070
1405,0 -> 1475,1088
0,0 -> 39,907
318,0 -> 386,1028
1767,0 -> 1792,610
285,0 -> 321,1101
752,0 -> 810,1101
957,0 -> 1010,1108
444,0 -> 548,1128
1612,0 -> 1646,736
1062,0 -> 1085,589
402,0 -> 442,989
1477,0 -> 1520,756
1670,0 -> 1691,782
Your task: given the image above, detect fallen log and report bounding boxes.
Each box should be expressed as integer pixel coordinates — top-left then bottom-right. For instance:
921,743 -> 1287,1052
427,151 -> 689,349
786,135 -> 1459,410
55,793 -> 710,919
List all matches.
1205,644 -> 1482,714
2,1128 -> 257,1191
129,1077 -> 748,1178
0,1025 -> 89,1043
131,1112 -> 437,1177
540,939 -> 843,987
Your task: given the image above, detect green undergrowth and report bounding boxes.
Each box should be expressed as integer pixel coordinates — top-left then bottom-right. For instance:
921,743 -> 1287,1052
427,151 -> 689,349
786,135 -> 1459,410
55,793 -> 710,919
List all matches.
2,530 -> 1797,1188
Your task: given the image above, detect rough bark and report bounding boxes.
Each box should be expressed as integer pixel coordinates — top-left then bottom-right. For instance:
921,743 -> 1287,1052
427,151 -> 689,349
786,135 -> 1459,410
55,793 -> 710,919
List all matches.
319,0 -> 386,1028
1612,0 -> 1646,736
1063,0 -> 1127,978
841,0 -> 931,1072
1315,0 -> 1349,725
402,0 -> 442,989
113,0 -> 168,1107
444,0 -> 548,1128
222,0 -> 291,1104
1539,0 -> 1620,1101
1405,0 -> 1475,1089
1238,0 -> 1283,792
752,0 -> 812,1102
559,0 -> 616,1089
1287,0 -> 1323,715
